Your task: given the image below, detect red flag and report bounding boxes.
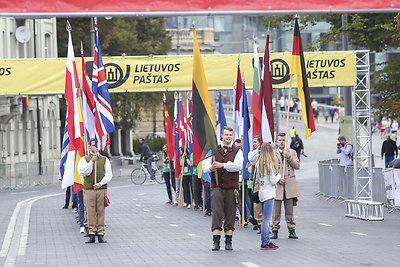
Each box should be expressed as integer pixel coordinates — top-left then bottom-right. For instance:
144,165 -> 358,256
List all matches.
164,100 -> 175,161
259,34 -> 274,143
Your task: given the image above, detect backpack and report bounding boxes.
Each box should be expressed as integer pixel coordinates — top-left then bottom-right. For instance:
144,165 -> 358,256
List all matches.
345,143 -> 354,160
293,139 -> 301,150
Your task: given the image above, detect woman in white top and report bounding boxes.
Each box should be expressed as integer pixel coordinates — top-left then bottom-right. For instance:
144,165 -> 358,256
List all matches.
249,142 -> 281,250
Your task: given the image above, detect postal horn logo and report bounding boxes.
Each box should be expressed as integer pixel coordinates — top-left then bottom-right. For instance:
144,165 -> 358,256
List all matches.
85,62 -> 130,89
270,59 -> 290,85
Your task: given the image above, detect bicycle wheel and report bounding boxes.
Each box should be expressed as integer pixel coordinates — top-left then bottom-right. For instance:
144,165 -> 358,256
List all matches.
154,168 -> 165,184
131,168 -> 147,185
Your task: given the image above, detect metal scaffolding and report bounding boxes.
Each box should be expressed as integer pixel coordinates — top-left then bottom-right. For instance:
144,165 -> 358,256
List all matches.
352,50 -> 372,201
345,50 -> 383,220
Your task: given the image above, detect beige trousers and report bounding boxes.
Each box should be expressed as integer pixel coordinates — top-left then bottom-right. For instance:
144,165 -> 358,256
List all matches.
271,198 -> 295,231
85,189 -> 106,235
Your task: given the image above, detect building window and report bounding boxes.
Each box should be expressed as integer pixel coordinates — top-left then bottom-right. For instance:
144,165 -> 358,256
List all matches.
44,33 -> 51,58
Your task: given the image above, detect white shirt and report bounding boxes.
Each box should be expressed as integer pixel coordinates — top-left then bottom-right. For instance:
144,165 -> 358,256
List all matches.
202,146 -> 243,173
248,149 -> 281,202
78,155 -> 113,186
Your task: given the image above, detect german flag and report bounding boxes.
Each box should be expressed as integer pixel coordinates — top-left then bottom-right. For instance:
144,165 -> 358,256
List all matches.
291,18 -> 315,139
192,27 -> 218,166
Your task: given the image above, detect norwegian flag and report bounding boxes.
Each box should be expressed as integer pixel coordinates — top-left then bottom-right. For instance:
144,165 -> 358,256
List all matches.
186,93 -> 193,156
179,98 -> 187,149
173,95 -> 181,178
92,17 -> 115,150
80,42 -> 96,140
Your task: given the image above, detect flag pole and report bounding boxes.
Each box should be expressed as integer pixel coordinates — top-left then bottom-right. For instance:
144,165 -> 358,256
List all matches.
178,93 -> 185,208
164,93 -> 175,202
241,72 -> 245,228
282,74 -> 294,182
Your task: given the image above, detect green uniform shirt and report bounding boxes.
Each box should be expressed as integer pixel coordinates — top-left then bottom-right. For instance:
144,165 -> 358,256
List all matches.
163,155 -> 175,173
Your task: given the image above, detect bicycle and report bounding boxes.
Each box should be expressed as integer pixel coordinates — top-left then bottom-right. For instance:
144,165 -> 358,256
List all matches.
130,155 -> 164,185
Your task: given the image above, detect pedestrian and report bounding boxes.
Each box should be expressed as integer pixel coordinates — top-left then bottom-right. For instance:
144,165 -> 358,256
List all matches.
139,138 -> 155,181
336,136 -> 353,166
250,135 -> 263,234
234,139 -> 252,227
381,135 -> 398,168
78,138 -> 113,243
162,144 -> 175,204
290,134 -> 304,161
330,108 -> 335,123
180,146 -> 193,208
289,126 -> 296,140
202,171 -> 212,216
270,132 -> 301,240
191,152 -> 202,210
279,97 -> 285,111
249,142 -> 281,250
62,186 -> 78,210
203,126 -> 243,251
380,117 -> 387,138
391,119 -> 398,141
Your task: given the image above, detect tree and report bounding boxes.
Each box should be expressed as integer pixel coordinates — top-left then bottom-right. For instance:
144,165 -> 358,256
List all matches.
57,17 -> 172,132
372,58 -> 400,118
263,13 -> 400,118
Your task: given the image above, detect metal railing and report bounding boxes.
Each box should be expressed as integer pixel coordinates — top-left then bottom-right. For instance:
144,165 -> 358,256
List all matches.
317,159 -> 386,203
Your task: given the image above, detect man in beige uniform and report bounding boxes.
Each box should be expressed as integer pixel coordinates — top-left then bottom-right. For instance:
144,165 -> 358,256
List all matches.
271,132 -> 300,239
78,138 -> 113,243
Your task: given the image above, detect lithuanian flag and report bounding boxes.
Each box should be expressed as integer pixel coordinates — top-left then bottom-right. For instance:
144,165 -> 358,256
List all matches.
192,27 -> 219,166
291,19 -> 315,139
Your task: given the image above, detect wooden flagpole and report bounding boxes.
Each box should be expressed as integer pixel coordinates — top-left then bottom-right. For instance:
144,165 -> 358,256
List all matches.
282,75 -> 294,182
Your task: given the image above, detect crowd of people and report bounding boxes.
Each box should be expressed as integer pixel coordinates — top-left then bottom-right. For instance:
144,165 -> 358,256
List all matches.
160,126 -> 301,251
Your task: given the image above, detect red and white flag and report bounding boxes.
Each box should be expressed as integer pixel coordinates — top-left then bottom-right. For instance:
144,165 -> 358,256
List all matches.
80,42 -> 96,140
259,34 -> 274,143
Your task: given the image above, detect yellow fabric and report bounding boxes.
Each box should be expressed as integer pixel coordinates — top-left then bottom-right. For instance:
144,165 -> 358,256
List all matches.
0,52 -> 356,95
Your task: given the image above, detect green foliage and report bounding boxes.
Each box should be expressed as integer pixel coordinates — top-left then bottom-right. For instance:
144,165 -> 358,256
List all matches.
372,58 -> 400,118
262,15 -> 321,31
331,94 -> 344,107
317,13 -> 399,51
57,17 -> 172,133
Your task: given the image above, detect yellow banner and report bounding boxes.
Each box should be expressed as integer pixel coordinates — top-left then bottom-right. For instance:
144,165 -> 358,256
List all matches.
0,51 -> 356,95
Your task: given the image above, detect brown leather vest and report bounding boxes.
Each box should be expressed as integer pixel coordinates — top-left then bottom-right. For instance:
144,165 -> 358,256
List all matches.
211,145 -> 239,189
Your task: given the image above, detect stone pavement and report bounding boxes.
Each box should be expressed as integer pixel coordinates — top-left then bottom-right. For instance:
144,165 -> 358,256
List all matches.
0,119 -> 399,267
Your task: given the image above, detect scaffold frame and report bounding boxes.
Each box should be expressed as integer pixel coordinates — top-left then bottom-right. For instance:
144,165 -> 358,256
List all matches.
352,50 -> 373,201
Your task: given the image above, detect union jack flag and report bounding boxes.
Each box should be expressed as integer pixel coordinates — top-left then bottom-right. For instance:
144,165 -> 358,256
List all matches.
92,17 -> 115,150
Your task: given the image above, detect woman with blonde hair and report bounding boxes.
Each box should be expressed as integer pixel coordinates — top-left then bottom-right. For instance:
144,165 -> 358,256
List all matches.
248,142 -> 281,250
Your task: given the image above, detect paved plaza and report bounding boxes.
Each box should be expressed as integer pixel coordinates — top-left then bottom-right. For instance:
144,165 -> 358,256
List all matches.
0,118 -> 399,267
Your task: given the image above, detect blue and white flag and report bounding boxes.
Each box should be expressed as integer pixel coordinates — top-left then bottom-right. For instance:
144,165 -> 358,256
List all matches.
217,91 -> 227,142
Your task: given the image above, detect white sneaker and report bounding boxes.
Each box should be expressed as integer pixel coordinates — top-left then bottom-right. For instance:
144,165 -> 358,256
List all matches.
183,203 -> 187,207
80,226 -> 85,234
187,204 -> 192,209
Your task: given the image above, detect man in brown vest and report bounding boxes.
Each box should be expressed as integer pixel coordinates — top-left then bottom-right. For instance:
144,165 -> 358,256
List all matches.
271,132 -> 300,240
78,138 -> 113,243
203,126 -> 243,251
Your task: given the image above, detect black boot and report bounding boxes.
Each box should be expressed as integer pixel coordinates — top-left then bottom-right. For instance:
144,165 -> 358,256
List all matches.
288,229 -> 298,239
85,234 -> 95,243
225,235 -> 233,251
270,230 -> 278,239
212,235 -> 220,251
97,235 -> 107,243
